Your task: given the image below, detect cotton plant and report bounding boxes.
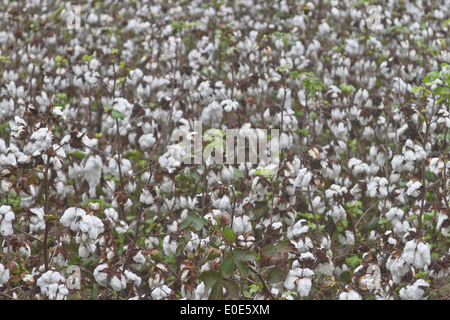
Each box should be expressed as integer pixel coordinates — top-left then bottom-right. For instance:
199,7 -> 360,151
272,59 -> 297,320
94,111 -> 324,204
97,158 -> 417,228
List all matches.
0,0 -> 449,301
36,270 -> 69,300
60,207 -> 104,258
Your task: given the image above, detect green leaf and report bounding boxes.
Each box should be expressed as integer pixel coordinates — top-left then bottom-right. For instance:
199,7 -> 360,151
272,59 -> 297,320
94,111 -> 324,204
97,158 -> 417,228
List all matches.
199,270 -> 220,288
223,227 -> 236,243
290,70 -> 300,79
69,150 -> 86,159
220,254 -> 235,278
268,267 -> 287,284
209,282 -> 224,300
433,86 -> 450,96
234,249 -> 255,262
234,259 -> 248,279
111,110 -> 125,120
423,71 -> 439,84
345,255 -> 362,269
222,280 -> 240,299
180,212 -> 207,232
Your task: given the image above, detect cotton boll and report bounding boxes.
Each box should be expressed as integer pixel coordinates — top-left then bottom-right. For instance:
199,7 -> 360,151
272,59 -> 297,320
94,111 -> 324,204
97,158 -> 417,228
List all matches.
110,273 -> 127,291
406,179 -> 422,197
36,270 -> 68,300
0,205 -> 15,236
338,285 -> 362,300
93,263 -> 109,286
151,284 -> 172,300
60,207 -> 86,231
399,279 -> 429,300
84,155 -> 103,199
138,133 -> 156,150
289,219 -> 309,238
402,239 -> 431,269
163,235 -> 178,255
0,263 -> 9,287
29,206 -> 45,233
284,268 -> 314,297
232,216 -> 252,234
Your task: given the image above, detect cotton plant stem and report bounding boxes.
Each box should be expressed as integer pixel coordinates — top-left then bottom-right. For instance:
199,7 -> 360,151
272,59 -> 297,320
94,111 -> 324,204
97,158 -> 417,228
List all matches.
43,155 -> 51,271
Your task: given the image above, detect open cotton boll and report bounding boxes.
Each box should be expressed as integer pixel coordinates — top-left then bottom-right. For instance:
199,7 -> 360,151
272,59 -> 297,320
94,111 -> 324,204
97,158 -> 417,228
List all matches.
0,263 -> 9,287
93,263 -> 109,286
232,216 -> 252,234
406,180 -> 422,197
151,284 -> 172,300
29,206 -> 45,233
338,287 -> 362,300
138,133 -> 156,150
0,205 -> 15,236
60,207 -> 87,231
84,155 -> 103,199
162,235 -> 178,255
399,279 -> 429,300
284,268 -> 315,297
402,239 -> 431,269
36,270 -> 68,300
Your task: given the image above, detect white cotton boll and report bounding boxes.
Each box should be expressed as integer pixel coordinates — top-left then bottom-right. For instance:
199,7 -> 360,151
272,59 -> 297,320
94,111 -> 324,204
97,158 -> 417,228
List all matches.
399,279 -> 429,300
221,165 -> 234,181
310,196 -> 325,214
29,206 -> 45,233
36,270 -> 68,300
428,157 -> 445,175
338,288 -> 362,300
79,214 -> 104,240
406,180 -> 422,197
151,285 -> 172,300
291,219 -> 309,237
284,268 -> 314,297
294,168 -> 312,188
232,216 -> 252,234
0,263 -> 9,287
391,154 -> 405,172
110,274 -> 127,291
0,205 -> 15,236
26,127 -> 53,155
184,232 -> 200,255
78,242 -> 96,258
163,235 -> 178,255
124,270 -> 141,287
339,230 -> 355,245
107,157 -> 132,177
393,220 -> 410,236
60,207 -> 86,231
140,187 -> 158,206
221,99 -> 238,112
138,133 -> 156,150
325,184 -> 347,198
84,155 -> 103,199
386,253 -> 410,283
386,207 -> 404,222
348,158 -> 369,175
194,282 -> 211,300
93,264 -> 109,286
403,239 -> 431,269
366,177 -> 389,199
437,212 -> 450,235
104,208 -> 119,222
